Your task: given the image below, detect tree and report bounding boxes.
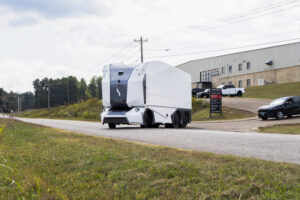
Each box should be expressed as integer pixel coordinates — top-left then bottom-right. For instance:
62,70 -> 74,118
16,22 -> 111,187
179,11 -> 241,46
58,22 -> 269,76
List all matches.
88,76 -> 97,98
96,76 -> 103,99
78,78 -> 87,102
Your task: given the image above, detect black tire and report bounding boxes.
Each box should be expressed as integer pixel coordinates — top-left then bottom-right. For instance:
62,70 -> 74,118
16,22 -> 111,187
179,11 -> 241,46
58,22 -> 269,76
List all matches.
275,110 -> 284,120
153,123 -> 160,128
288,115 -> 293,118
108,123 -> 116,129
262,117 -> 268,120
172,112 -> 180,128
165,124 -> 173,128
143,109 -> 154,128
180,112 -> 189,128
237,91 -> 242,97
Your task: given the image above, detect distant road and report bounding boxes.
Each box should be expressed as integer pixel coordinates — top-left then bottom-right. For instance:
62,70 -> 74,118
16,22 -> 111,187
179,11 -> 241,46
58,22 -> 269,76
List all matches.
8,117 -> 300,164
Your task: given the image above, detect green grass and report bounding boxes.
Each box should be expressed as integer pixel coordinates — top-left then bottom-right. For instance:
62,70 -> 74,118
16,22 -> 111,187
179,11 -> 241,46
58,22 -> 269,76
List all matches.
18,98 -> 103,121
17,98 -> 254,122
243,81 -> 300,99
192,107 -> 256,121
0,119 -> 299,199
259,123 -> 300,134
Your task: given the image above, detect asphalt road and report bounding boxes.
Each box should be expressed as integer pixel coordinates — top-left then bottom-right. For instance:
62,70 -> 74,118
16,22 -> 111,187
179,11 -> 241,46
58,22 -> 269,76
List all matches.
8,116 -> 300,164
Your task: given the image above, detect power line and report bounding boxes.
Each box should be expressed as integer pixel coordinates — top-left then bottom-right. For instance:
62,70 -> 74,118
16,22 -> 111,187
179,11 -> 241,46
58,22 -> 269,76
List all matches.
146,38 -> 300,59
85,42 -> 134,73
121,48 -> 141,64
190,3 -> 299,32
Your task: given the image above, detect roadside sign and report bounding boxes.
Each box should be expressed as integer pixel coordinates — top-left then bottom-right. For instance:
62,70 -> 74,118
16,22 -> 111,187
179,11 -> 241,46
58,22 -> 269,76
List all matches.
210,88 -> 222,117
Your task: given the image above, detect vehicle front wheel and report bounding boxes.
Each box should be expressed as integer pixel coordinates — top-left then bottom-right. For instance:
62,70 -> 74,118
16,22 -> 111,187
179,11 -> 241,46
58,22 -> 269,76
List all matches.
288,115 -> 293,118
108,123 -> 116,129
237,91 -> 242,97
262,117 -> 268,120
275,111 -> 284,120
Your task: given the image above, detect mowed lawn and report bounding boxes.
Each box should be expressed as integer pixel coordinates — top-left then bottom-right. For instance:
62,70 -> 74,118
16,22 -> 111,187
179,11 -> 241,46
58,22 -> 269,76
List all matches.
192,106 -> 255,121
244,81 -> 300,99
259,123 -> 300,135
0,119 -> 300,199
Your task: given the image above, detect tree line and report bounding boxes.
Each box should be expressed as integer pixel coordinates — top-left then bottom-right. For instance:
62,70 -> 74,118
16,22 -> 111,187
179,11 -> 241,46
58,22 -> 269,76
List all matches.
0,76 -> 102,113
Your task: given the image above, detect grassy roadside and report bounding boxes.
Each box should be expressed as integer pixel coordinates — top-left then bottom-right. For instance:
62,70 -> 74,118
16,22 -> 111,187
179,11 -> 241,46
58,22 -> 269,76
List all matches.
17,98 -> 103,121
17,98 -> 255,122
259,123 -> 300,134
192,107 -> 256,121
243,81 -> 300,99
0,119 -> 299,199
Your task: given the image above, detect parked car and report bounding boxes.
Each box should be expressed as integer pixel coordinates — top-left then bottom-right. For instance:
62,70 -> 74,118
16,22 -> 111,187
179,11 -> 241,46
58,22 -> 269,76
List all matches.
196,89 -> 210,98
258,96 -> 300,120
217,84 -> 245,97
192,88 -> 205,97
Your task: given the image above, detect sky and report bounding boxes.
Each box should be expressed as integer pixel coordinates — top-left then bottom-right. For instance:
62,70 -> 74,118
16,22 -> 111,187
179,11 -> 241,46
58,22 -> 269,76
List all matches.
0,0 -> 299,92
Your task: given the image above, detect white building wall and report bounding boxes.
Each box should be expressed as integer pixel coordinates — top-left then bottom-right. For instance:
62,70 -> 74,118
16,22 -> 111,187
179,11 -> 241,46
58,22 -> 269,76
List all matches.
177,42 -> 300,83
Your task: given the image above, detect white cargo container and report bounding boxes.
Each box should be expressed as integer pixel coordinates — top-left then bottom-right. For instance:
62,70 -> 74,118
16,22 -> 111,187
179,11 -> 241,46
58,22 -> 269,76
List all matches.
101,61 -> 192,128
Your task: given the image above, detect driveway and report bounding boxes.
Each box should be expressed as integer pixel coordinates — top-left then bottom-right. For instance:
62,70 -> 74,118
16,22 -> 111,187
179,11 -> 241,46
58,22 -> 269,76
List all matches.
221,97 -> 271,113
4,116 -> 300,164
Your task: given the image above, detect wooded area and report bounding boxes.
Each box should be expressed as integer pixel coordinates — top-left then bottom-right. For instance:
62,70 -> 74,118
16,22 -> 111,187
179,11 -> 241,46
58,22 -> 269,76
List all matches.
0,76 -> 102,113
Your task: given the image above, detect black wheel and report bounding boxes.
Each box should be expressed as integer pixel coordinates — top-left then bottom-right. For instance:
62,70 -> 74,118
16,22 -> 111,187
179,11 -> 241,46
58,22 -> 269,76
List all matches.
288,115 -> 293,118
153,123 -> 160,128
165,124 -> 173,128
275,110 -> 284,120
143,109 -> 154,128
108,123 -> 116,129
237,91 -> 242,97
262,117 -> 268,120
180,112 -> 189,128
172,112 -> 180,128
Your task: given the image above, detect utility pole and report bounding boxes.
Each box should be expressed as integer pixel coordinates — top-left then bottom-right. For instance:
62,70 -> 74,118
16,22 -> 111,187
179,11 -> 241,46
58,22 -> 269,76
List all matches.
134,37 -> 148,63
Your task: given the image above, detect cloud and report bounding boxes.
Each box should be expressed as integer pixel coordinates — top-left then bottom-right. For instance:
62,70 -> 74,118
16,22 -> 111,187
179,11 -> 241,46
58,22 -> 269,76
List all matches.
8,14 -> 40,27
0,0 -> 110,18
0,59 -> 87,92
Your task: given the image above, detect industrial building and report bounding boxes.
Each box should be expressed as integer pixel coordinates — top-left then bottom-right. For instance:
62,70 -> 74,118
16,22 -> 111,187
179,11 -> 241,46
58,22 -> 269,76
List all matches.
177,42 -> 300,88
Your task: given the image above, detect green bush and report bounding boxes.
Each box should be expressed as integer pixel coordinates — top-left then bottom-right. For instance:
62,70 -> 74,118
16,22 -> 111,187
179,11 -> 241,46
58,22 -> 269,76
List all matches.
192,98 -> 208,113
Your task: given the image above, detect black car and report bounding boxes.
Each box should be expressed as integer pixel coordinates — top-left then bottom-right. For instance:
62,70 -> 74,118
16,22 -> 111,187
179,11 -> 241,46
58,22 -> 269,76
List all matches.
192,88 -> 205,97
258,96 -> 300,120
196,89 -> 210,98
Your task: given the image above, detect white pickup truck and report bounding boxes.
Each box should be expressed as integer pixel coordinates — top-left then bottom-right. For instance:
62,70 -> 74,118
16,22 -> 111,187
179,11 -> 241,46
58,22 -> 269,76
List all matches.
217,84 -> 245,97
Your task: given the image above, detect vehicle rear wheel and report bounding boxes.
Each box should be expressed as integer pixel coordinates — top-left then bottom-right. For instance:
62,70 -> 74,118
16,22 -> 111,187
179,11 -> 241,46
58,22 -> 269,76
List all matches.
143,109 -> 154,128
288,115 -> 293,118
108,123 -> 116,129
180,112 -> 189,128
262,117 -> 268,120
275,111 -> 284,120
237,91 -> 242,97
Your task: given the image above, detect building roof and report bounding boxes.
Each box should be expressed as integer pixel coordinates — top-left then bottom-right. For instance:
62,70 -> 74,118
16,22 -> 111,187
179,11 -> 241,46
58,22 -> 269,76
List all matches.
177,41 -> 300,67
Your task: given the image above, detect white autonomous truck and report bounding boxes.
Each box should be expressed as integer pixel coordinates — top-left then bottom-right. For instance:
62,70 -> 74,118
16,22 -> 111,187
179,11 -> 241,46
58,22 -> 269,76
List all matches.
101,61 -> 192,129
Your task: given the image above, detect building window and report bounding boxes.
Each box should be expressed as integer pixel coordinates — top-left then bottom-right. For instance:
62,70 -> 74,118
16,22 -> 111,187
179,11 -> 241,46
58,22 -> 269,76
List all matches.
238,80 -> 242,88
222,67 -> 225,74
238,64 -> 242,71
247,62 -> 251,70
200,70 -> 212,82
229,66 -> 232,73
247,79 -> 251,87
